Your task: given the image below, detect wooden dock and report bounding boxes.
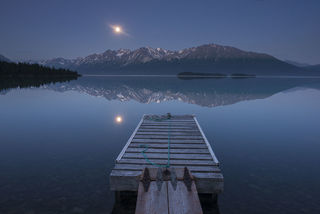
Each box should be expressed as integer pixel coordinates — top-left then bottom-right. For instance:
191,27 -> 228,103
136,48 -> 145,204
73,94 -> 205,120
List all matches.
110,114 -> 223,213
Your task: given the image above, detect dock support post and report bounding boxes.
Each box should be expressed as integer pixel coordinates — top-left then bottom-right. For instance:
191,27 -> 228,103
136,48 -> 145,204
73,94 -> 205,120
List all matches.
112,191 -> 137,214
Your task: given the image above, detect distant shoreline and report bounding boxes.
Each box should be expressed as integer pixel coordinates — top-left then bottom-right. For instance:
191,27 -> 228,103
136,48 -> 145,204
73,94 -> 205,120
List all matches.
81,74 -> 320,79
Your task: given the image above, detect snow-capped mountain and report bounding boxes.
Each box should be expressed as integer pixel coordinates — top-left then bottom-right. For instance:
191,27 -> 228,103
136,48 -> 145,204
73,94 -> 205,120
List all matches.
34,46 -> 176,69
29,44 -> 303,75
0,54 -> 11,62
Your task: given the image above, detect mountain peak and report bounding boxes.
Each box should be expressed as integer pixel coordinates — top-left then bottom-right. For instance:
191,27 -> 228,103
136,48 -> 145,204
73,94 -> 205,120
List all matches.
0,54 -> 11,62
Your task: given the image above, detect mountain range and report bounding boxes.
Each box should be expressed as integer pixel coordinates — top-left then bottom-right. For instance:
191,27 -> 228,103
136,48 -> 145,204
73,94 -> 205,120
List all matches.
2,44 -> 320,75
0,54 -> 10,62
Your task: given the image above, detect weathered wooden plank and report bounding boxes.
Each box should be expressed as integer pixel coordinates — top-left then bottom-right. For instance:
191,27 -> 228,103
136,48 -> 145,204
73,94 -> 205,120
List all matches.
126,148 -> 210,154
123,153 -> 213,160
134,135 -> 203,140
138,126 -> 197,130
192,172 -> 224,180
193,172 -> 224,194
138,129 -> 201,133
170,115 -> 194,118
168,181 -> 203,214
144,114 -> 192,117
130,142 -> 203,145
136,131 -> 201,136
144,118 -> 194,123
143,117 -> 194,121
131,141 -> 203,145
139,126 -> 198,130
146,115 -> 193,119
139,126 -> 197,130
131,139 -> 204,144
113,164 -> 221,173
142,121 -> 196,124
142,123 -> 196,126
110,169 -> 141,176
110,168 -> 223,193
143,120 -> 195,123
137,129 -> 201,133
141,123 -> 197,126
140,123 -> 197,127
116,117 -> 144,162
143,122 -> 195,125
143,119 -> 194,122
194,117 -> 220,165
109,170 -> 141,191
118,159 -> 218,166
129,143 -> 208,149
135,181 -> 169,214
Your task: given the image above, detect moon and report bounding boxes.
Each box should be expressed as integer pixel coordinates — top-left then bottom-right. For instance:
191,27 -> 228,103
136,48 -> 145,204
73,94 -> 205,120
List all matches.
110,25 -> 123,34
115,26 -> 121,33
115,116 -> 123,123
109,24 -> 129,36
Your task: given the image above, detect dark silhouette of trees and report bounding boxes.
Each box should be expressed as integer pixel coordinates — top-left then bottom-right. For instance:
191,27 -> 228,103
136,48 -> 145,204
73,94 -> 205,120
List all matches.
0,61 -> 80,77
0,61 -> 81,91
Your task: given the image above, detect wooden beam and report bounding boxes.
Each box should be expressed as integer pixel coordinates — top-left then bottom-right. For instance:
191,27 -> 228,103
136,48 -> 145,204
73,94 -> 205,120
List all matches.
134,135 -> 203,140
117,159 -> 219,166
129,143 -> 208,149
136,131 -> 202,136
194,116 -> 220,165
126,148 -> 210,154
137,129 -> 201,133
135,180 -> 169,214
116,116 -> 144,162
123,153 -> 213,160
131,139 -> 204,144
167,181 -> 203,214
113,164 -> 221,173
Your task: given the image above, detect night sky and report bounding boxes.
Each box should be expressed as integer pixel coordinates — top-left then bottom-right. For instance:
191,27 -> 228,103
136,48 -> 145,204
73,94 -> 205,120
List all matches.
1,0 -> 319,64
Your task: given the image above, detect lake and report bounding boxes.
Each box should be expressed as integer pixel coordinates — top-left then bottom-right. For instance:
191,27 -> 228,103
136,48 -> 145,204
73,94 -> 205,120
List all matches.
0,76 -> 320,214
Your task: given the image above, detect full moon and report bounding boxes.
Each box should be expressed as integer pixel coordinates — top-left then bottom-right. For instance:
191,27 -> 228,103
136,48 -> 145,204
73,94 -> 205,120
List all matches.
115,26 -> 121,33
115,116 -> 123,123
109,24 -> 128,36
112,25 -> 122,34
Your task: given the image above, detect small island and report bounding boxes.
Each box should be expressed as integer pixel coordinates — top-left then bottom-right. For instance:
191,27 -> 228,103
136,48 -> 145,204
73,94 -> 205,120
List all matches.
230,73 -> 256,78
177,72 -> 227,79
0,61 -> 81,91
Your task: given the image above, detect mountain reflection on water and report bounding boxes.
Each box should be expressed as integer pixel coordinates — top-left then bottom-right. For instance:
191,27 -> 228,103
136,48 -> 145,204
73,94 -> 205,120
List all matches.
42,76 -> 320,107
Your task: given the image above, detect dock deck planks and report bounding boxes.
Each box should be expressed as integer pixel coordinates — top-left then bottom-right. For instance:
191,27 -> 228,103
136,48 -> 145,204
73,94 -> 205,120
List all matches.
110,115 -> 224,194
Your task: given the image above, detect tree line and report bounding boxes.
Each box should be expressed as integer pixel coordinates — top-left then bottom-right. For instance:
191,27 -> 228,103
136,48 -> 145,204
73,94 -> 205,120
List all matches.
0,61 -> 80,77
0,61 -> 81,91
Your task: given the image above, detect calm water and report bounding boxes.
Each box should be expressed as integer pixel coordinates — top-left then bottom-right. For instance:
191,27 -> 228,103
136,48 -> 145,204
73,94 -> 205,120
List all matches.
1,76 -> 320,214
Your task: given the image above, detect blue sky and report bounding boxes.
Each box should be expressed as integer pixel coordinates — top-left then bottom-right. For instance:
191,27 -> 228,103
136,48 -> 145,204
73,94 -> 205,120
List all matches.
1,0 -> 319,64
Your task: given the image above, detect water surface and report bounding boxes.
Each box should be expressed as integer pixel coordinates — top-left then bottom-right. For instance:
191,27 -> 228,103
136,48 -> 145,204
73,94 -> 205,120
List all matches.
0,76 -> 320,214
